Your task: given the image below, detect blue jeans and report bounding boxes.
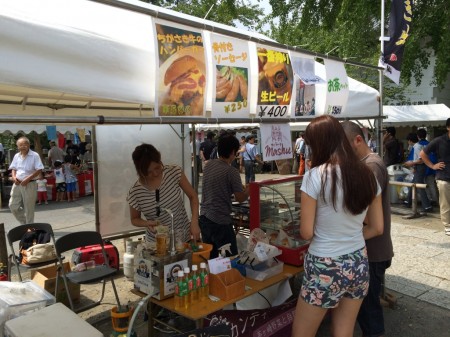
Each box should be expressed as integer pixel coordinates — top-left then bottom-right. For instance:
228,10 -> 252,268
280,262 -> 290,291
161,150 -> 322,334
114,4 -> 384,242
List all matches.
407,164 -> 431,209
244,160 -> 255,184
357,260 -> 391,337
199,215 -> 237,259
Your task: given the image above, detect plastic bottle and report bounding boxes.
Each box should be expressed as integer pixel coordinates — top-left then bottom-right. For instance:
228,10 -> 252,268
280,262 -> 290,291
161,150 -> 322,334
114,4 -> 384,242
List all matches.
184,267 -> 192,306
174,270 -> 188,310
123,239 -> 135,279
199,262 -> 209,301
190,264 -> 200,302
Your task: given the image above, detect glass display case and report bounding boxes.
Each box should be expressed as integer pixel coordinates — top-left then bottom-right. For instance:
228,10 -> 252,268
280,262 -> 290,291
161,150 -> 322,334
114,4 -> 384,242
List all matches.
248,176 -> 309,266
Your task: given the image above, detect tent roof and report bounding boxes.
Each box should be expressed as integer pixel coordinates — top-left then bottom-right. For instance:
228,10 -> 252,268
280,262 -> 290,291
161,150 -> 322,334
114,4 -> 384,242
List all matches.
383,104 -> 450,127
0,0 -> 380,122
0,124 -> 91,136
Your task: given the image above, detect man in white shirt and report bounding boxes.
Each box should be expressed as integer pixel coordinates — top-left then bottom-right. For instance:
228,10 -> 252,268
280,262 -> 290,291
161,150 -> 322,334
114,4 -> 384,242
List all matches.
9,137 -> 44,224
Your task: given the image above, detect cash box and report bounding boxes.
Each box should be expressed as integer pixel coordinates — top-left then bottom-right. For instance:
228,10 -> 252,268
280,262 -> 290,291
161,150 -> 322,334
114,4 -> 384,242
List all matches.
72,240 -> 119,271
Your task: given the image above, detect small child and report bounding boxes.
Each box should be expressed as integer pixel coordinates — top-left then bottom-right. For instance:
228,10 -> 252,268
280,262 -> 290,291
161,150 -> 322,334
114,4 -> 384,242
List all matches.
53,160 -> 66,202
36,172 -> 48,205
63,155 -> 78,202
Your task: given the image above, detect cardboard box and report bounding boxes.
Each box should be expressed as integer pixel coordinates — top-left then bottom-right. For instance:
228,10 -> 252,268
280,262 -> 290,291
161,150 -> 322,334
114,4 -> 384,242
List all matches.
31,262 -> 80,306
210,268 -> 245,301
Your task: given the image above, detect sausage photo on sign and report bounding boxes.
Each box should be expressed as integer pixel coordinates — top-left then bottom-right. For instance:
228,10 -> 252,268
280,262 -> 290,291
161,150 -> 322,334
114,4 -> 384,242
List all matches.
215,65 -> 248,103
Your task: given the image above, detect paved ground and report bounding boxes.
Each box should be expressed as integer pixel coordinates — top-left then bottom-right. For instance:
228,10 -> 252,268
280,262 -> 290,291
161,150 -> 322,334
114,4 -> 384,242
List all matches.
1,173 -> 450,336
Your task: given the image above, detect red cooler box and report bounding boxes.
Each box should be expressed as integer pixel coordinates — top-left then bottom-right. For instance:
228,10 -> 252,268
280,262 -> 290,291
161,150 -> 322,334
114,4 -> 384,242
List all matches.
71,240 -> 119,271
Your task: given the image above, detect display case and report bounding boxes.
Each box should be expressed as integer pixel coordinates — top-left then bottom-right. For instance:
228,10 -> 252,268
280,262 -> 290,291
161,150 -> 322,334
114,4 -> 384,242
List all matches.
248,176 -> 309,266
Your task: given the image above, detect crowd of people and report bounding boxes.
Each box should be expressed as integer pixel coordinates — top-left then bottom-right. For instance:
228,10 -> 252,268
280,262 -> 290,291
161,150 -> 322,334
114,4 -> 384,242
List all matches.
5,116 -> 450,336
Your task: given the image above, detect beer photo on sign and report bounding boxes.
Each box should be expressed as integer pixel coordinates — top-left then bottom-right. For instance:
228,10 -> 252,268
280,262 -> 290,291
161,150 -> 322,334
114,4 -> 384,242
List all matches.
257,47 -> 293,119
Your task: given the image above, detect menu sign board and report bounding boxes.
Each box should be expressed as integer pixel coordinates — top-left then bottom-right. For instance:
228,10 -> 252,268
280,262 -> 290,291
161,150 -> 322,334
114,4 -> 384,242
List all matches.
210,33 -> 251,118
154,20 -> 206,117
256,47 -> 293,119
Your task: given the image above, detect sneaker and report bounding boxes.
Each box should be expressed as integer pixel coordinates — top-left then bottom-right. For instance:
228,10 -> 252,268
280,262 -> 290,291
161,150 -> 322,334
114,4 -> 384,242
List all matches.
445,229 -> 450,236
423,206 -> 433,213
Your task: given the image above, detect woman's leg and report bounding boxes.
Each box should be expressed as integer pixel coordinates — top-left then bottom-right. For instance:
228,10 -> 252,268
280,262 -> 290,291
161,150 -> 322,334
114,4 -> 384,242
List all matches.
330,297 -> 363,337
292,298 -> 328,337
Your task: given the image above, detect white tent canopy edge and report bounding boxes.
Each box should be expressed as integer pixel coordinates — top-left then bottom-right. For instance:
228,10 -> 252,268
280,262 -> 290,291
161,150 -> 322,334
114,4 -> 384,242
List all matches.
383,104 -> 450,127
0,0 -> 381,121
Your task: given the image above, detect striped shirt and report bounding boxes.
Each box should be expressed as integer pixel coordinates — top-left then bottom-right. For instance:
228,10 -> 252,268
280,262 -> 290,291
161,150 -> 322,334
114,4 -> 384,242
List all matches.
200,159 -> 244,225
126,165 -> 190,242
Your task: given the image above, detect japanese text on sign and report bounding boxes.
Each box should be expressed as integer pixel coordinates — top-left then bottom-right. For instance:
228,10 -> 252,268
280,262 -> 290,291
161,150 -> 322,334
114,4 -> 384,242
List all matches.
257,50 -> 290,64
327,78 -> 349,92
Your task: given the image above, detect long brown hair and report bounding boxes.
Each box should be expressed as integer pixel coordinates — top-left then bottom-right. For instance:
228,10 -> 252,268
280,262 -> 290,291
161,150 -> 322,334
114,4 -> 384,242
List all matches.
305,115 -> 377,214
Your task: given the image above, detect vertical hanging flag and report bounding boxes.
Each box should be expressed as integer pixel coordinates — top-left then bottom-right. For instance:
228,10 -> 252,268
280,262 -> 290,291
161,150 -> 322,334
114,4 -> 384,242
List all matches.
379,0 -> 413,85
46,126 -> 57,141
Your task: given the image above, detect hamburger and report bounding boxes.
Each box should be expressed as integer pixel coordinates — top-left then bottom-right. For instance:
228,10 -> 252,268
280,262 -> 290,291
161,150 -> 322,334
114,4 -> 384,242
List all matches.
164,55 -> 205,116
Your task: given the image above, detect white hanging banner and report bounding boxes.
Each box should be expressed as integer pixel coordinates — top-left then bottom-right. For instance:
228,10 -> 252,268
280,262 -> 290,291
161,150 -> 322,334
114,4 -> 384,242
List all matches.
324,59 -> 349,115
290,53 -> 325,117
210,33 -> 251,118
259,123 -> 293,161
290,53 -> 326,85
256,46 -> 294,119
154,19 -> 206,117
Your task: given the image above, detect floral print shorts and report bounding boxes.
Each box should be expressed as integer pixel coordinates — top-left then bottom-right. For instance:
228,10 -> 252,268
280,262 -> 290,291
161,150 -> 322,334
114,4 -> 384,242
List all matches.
300,247 -> 369,308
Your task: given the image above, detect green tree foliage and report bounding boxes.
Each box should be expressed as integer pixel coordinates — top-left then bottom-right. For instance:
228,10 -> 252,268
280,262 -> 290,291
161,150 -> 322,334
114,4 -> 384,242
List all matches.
140,0 -> 265,30
267,0 -> 449,99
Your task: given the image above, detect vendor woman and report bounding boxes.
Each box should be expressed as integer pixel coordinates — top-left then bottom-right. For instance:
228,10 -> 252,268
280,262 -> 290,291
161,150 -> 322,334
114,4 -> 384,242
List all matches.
126,143 -> 200,243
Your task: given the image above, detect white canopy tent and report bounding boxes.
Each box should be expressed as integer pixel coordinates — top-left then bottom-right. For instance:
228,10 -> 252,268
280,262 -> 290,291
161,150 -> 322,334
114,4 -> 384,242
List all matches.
383,104 -> 450,127
0,0 -> 380,121
0,0 -> 383,237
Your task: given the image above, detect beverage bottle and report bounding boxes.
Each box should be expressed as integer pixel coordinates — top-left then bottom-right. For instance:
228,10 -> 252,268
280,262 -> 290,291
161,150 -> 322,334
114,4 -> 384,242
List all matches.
174,270 -> 188,310
184,267 -> 192,307
190,265 -> 200,303
199,262 -> 209,301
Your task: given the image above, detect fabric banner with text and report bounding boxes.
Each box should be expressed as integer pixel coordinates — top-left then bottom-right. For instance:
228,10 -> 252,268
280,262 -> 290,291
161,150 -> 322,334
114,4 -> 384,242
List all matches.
324,59 -> 349,116
260,123 -> 293,161
290,53 -> 325,117
379,0 -> 413,85
256,46 -> 293,119
210,33 -> 251,118
154,19 -> 206,117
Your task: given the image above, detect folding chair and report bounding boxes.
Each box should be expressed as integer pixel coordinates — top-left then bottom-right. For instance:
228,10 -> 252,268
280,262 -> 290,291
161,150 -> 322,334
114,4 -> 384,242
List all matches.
54,231 -> 121,313
6,222 -> 58,281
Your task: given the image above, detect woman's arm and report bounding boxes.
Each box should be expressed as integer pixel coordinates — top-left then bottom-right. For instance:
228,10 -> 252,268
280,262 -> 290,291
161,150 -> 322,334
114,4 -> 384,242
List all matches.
300,192 -> 316,240
179,172 -> 201,241
129,206 -> 158,233
363,195 -> 384,240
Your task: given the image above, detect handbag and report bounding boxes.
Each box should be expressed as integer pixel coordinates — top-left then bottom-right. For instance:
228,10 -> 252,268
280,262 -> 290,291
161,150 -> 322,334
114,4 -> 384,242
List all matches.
20,243 -> 56,265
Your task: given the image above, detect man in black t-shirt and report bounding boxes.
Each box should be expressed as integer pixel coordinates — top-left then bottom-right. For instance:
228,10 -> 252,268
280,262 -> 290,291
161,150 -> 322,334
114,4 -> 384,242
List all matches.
199,132 -> 216,167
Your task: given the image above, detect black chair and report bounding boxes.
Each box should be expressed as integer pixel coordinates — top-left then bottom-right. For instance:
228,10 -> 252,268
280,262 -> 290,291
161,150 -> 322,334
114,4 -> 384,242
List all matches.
54,231 -> 121,313
6,223 -> 58,281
